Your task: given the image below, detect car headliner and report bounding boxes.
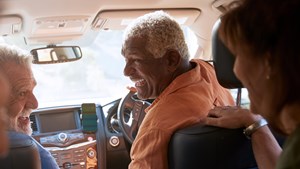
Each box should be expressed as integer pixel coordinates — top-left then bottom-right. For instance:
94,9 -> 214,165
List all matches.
0,0 -> 236,60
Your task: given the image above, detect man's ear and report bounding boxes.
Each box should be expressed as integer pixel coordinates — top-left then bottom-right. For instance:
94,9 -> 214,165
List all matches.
164,49 -> 181,72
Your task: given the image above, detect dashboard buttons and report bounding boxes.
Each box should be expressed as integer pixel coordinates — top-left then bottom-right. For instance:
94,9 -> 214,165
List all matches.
61,153 -> 72,159
109,136 -> 120,147
58,133 -> 68,143
62,162 -> 72,169
87,149 -> 96,159
40,132 -> 85,146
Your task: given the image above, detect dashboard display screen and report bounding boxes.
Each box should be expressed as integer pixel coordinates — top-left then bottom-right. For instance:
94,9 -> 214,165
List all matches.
39,111 -> 78,133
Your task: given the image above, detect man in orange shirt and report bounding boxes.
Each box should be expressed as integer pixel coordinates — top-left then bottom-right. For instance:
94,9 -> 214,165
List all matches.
121,11 -> 234,169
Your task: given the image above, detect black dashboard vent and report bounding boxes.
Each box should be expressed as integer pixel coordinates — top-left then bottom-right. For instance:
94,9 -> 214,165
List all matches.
30,114 -> 38,132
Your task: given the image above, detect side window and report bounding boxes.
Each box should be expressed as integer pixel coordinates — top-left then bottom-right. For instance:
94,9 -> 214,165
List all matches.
230,88 -> 250,108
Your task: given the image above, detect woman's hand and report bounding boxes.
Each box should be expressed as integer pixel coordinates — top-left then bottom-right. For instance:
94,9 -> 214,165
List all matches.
202,106 -> 262,129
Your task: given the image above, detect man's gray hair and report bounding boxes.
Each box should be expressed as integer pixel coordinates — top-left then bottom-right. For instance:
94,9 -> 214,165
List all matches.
0,44 -> 32,67
122,11 -> 190,60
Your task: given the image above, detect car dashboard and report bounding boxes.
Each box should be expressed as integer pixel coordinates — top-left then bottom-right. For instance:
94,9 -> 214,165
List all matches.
30,99 -> 131,169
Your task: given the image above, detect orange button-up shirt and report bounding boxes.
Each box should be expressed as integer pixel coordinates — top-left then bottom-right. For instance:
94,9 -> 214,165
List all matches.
129,59 -> 235,169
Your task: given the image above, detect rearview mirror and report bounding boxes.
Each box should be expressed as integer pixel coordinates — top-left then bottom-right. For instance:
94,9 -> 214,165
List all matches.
31,46 -> 82,64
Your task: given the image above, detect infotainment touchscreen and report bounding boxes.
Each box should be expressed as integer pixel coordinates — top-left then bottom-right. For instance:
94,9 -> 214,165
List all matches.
39,111 -> 79,133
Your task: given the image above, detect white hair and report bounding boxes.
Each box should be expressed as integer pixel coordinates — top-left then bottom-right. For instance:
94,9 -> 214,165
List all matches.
122,10 -> 190,60
0,44 -> 32,67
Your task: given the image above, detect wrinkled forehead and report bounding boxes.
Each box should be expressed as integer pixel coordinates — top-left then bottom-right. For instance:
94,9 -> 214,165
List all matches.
122,36 -> 149,56
0,70 -> 9,85
0,71 -> 10,103
3,62 -> 36,85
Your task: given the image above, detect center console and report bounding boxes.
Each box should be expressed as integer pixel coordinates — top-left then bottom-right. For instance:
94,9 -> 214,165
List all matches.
35,131 -> 97,169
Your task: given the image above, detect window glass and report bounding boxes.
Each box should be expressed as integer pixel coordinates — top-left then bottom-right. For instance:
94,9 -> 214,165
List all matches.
230,88 -> 250,108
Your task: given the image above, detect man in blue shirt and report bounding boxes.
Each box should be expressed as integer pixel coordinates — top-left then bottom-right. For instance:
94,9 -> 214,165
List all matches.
0,44 -> 59,169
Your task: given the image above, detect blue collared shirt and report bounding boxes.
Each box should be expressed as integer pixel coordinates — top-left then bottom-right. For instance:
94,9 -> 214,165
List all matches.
32,139 -> 60,169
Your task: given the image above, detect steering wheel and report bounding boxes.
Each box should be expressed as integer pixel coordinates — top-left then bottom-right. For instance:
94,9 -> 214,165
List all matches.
117,91 -> 151,144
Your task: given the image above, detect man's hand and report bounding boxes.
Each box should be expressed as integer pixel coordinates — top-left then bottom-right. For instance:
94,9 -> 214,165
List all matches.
126,86 -> 137,93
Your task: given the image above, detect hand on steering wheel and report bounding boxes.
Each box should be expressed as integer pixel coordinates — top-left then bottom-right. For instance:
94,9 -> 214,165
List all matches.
117,90 -> 150,144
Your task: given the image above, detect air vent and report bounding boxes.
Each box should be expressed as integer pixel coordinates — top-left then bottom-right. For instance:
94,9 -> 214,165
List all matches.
30,114 -> 38,132
78,109 -> 83,126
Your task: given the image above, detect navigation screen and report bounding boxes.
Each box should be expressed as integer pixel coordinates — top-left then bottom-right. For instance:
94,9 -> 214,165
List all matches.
39,111 -> 78,133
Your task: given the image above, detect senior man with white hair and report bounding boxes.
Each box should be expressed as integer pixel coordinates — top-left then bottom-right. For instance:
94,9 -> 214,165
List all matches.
121,11 -> 235,169
0,45 -> 59,169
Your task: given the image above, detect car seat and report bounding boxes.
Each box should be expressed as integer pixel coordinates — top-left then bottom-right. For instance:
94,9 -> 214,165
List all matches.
0,131 -> 41,169
168,19 -> 258,169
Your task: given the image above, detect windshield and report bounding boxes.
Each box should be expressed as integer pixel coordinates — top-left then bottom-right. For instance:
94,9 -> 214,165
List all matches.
32,27 -> 198,108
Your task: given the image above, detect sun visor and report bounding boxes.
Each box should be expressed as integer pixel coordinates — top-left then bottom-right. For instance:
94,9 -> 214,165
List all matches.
92,9 -> 201,30
0,15 -> 22,35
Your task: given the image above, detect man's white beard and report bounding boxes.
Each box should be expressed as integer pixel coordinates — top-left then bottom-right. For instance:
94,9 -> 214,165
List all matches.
8,118 -> 32,136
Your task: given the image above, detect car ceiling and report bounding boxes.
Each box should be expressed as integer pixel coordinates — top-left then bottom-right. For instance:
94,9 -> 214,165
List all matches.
0,0 -> 236,60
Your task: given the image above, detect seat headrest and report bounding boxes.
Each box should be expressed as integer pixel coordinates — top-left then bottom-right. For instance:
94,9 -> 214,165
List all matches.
212,19 -> 243,89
